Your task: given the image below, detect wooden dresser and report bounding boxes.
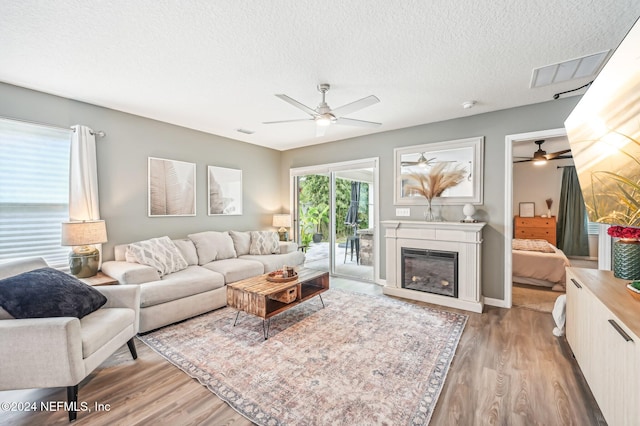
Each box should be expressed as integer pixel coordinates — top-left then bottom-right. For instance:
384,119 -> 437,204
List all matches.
514,215 -> 556,245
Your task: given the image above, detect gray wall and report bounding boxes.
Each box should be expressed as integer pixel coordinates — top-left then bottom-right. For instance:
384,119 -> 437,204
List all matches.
0,83 -> 283,261
280,97 -> 581,300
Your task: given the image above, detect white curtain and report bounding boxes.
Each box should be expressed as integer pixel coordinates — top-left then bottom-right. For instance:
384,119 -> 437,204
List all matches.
69,125 -> 100,220
69,125 -> 103,265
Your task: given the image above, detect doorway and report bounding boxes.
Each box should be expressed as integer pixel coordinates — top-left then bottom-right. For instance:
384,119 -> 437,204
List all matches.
504,128 -> 608,309
290,158 -> 379,283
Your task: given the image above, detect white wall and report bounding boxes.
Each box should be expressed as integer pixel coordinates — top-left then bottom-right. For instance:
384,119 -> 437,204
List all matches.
513,158 -> 574,218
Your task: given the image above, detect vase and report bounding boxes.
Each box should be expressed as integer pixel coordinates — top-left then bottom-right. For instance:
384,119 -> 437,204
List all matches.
613,239 -> 640,280
424,199 -> 435,221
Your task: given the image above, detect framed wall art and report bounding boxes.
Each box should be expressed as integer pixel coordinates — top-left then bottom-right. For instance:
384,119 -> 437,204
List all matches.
394,136 -> 484,205
148,157 -> 196,217
519,202 -> 535,218
208,166 -> 242,215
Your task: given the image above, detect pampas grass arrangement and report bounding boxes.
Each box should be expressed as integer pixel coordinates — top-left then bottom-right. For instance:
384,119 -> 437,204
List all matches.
403,163 -> 467,202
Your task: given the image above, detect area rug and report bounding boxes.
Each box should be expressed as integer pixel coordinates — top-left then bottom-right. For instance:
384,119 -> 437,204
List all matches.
139,289 -> 467,425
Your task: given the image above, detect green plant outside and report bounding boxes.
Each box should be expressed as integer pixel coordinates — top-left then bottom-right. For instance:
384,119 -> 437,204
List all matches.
298,175 -> 369,242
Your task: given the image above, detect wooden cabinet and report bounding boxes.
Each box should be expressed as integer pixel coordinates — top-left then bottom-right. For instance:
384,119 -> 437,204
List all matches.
514,216 -> 556,245
566,267 -> 640,426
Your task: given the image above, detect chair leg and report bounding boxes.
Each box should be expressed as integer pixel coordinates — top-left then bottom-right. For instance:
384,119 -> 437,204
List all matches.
67,385 -> 78,422
127,338 -> 138,360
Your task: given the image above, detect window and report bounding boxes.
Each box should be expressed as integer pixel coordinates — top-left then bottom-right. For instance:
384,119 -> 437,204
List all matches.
0,118 -> 72,269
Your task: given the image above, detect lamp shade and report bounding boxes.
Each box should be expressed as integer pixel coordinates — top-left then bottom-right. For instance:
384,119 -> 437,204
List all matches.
61,220 -> 108,246
272,214 -> 291,228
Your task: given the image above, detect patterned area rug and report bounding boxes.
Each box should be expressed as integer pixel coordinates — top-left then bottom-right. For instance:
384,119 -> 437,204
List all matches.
139,289 -> 467,425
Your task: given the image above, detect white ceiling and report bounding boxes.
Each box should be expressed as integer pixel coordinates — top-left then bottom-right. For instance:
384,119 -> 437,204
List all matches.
0,1 -> 638,151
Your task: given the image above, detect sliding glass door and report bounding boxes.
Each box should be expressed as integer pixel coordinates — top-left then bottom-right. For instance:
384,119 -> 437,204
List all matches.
291,158 -> 378,283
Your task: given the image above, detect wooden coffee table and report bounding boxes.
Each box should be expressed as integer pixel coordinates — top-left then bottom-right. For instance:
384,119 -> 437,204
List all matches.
227,268 -> 329,339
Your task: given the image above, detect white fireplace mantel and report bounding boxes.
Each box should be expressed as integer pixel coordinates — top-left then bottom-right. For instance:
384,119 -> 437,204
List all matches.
382,220 -> 486,313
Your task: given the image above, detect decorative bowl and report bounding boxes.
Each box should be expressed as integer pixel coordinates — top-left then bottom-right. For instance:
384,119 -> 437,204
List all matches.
266,270 -> 298,283
626,282 -> 640,301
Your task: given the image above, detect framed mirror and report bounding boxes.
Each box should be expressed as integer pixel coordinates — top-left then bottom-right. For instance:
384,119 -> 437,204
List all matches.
394,136 -> 484,205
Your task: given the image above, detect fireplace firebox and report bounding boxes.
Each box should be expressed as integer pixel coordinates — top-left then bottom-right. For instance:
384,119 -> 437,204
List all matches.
401,247 -> 458,298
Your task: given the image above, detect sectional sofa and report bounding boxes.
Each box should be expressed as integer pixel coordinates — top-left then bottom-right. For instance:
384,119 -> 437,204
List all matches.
102,230 -> 304,333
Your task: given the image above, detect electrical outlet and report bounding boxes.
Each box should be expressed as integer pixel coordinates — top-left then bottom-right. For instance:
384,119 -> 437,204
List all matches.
396,208 -> 410,217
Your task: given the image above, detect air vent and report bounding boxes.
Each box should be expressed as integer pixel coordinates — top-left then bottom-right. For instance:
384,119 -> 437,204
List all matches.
530,50 -> 609,88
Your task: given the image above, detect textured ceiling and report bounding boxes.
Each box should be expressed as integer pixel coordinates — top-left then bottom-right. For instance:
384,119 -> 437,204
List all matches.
0,1 -> 638,150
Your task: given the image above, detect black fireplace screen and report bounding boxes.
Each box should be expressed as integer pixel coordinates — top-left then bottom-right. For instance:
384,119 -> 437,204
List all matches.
401,247 -> 458,298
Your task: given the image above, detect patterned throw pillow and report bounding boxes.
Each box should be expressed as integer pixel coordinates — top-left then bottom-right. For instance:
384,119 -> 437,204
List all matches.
249,231 -> 280,255
126,236 -> 188,277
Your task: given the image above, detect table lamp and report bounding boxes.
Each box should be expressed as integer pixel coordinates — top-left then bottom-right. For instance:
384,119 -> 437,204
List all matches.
61,220 -> 108,278
272,214 -> 291,241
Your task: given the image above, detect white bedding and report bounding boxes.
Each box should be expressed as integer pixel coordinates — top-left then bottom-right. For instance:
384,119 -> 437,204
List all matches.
512,239 -> 571,291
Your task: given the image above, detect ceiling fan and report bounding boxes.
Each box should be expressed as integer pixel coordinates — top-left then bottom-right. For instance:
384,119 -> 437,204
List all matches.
514,140 -> 572,164
263,83 -> 381,137
401,153 -> 455,168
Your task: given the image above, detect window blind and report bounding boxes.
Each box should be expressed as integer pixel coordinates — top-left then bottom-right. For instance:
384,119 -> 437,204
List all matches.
0,118 -> 72,270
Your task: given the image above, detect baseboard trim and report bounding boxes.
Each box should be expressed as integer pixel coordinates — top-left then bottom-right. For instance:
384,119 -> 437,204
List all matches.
484,297 -> 509,309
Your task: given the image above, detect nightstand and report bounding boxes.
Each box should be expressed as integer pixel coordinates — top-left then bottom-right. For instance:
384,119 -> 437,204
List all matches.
77,271 -> 118,286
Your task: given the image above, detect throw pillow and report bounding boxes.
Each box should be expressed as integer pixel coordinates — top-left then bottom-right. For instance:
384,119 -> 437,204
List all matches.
0,268 -> 107,319
188,231 -> 237,264
172,239 -> 199,265
249,231 -> 280,255
229,230 -> 251,256
125,236 -> 188,277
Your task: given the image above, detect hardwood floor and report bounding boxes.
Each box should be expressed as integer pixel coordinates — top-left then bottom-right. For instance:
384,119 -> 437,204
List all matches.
0,279 -> 605,425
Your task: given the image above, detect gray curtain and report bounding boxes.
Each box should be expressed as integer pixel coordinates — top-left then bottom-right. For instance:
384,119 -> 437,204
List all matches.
557,166 -> 589,256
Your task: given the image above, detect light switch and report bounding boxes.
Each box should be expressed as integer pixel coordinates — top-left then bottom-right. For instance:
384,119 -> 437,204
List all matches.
396,208 -> 410,217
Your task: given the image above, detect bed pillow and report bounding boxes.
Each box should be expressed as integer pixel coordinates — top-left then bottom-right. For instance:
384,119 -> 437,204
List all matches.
512,238 -> 556,253
249,231 -> 280,255
0,268 -> 107,319
229,231 -> 251,256
125,236 -> 188,277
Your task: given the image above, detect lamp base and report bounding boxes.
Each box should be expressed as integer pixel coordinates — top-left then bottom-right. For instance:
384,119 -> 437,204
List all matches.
69,246 -> 100,278
277,227 -> 289,242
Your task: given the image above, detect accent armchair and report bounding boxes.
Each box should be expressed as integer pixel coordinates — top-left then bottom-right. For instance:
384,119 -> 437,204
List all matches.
0,257 -> 140,422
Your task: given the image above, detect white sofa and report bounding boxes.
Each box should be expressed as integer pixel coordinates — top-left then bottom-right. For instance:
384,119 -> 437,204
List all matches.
102,231 -> 304,333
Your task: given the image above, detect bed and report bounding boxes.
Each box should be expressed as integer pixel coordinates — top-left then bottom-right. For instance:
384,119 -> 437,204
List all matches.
512,239 -> 571,291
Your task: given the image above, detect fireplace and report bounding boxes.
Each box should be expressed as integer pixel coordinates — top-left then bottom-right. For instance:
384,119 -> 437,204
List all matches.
382,220 -> 485,313
401,248 -> 458,298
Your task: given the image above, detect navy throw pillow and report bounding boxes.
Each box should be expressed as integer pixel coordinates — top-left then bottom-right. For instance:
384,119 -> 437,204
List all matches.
0,267 -> 107,319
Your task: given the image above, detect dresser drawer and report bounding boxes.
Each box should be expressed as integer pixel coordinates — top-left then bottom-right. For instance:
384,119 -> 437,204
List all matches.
515,217 -> 555,228
515,227 -> 556,240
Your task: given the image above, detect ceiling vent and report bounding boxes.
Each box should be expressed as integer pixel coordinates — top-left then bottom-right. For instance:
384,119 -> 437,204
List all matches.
530,50 -> 609,88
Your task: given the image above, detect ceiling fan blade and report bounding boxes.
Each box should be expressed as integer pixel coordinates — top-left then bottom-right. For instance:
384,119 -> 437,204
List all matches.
275,94 -> 318,117
513,159 -> 533,163
335,117 -> 381,128
315,124 -> 328,137
545,149 -> 572,160
263,118 -> 314,124
331,95 -> 380,117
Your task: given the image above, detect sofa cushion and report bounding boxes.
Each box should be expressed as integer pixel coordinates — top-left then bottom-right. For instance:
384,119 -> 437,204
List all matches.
80,307 -> 135,358
139,266 -> 225,308
188,231 -> 237,264
249,231 -> 280,255
202,258 -> 265,284
240,251 -> 306,273
173,239 -> 199,265
0,268 -> 107,319
229,230 -> 251,256
125,236 -> 188,277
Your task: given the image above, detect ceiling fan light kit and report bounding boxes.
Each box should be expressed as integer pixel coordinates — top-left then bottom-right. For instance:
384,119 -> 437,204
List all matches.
264,83 -> 381,136
514,139 -> 572,164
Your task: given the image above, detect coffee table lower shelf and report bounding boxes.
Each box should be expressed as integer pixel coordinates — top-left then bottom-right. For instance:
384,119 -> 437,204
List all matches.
226,269 -> 329,340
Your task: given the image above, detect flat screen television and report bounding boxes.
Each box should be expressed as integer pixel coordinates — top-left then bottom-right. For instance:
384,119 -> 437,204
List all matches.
565,18 -> 640,227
